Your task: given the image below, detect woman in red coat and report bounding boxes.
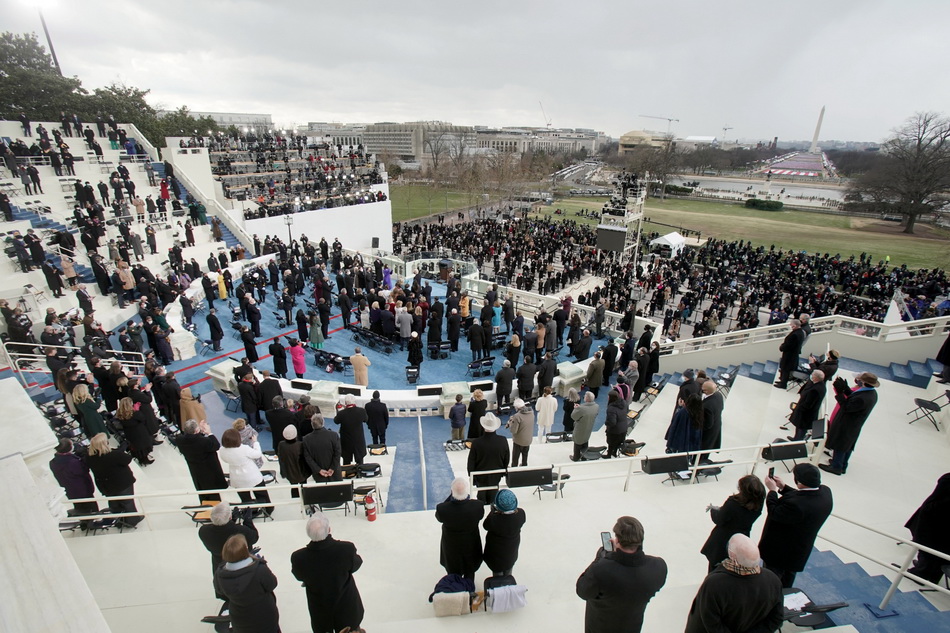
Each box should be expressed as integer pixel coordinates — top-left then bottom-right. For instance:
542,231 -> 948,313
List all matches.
289,338 -> 307,379
159,178 -> 170,201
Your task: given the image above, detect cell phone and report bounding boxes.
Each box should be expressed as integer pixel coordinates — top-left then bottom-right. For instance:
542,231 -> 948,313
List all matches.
768,467 -> 776,479
601,531 -> 614,552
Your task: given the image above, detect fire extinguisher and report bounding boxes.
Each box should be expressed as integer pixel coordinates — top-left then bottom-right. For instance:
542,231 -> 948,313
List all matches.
365,492 -> 377,522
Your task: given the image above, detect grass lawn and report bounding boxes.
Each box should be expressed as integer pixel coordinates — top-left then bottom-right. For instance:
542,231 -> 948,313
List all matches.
532,197 -> 950,270
389,184 -> 487,222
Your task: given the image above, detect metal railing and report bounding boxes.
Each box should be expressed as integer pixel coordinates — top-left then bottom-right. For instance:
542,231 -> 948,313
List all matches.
0,340 -> 147,389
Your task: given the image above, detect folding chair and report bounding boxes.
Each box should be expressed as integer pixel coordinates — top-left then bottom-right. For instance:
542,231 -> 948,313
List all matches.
907,390 -> 950,431
301,482 -> 355,516
222,389 -> 241,412
641,376 -> 668,405
182,500 -> 221,526
23,283 -> 49,305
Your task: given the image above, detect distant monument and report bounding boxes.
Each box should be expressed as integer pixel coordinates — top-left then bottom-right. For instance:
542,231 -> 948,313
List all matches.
809,106 -> 825,154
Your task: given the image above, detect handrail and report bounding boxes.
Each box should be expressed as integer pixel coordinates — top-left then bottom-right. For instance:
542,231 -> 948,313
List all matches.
124,123 -> 160,163
818,512 -> 950,608
0,339 -> 147,388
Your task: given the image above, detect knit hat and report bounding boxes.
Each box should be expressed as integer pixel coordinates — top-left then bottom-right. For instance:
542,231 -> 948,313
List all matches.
493,489 -> 518,513
513,398 -> 525,410
283,425 -> 298,440
481,412 -> 501,432
793,463 -> 821,488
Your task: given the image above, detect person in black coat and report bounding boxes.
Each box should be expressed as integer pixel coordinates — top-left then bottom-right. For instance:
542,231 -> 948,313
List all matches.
700,475 -> 766,571
240,326 -> 258,362
407,331 -> 424,366
573,329 -> 593,360
822,372 -> 879,475
790,370 -> 827,441
576,515 -> 667,633
537,352 -> 557,393
214,534 -> 280,633
291,513 -> 365,633
759,463 -> 834,587
700,381 -> 725,455
295,309 -> 309,341
601,340 -> 619,386
76,285 -> 94,314
42,261 -> 65,298
516,357 -> 536,400
633,347 -> 651,401
268,339 -> 287,379
199,502 -> 260,600
905,473 -> 950,583
246,298 -> 262,337
446,309 -> 461,351
468,320 -> 487,361
178,419 -> 228,501
237,375 -> 261,429
265,397 -> 295,440
49,439 -> 99,526
85,433 -> 143,526
258,372 -> 283,413
335,396 -> 368,465
466,413 -> 509,505
435,478 -> 485,580
162,371 -> 182,425
482,488 -> 526,575
302,416 -> 342,482
774,319 -> 806,388
206,308 -> 224,350
494,360 -> 516,409
603,391 -> 628,458
364,391 -> 389,444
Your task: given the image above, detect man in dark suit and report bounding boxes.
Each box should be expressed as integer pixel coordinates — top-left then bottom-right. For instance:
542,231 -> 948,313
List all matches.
246,297 -> 262,337
537,352 -> 557,393
177,419 -> 229,502
302,415 -> 342,482
774,319 -> 806,388
573,329 -> 593,361
364,391 -> 389,445
466,413 -> 509,505
822,372 -> 879,476
334,395 -> 368,465
258,370 -> 283,413
516,356 -> 537,400
601,339 -> 620,387
291,513 -> 365,633
700,381 -> 725,459
468,319 -> 487,362
446,308 -> 461,351
435,478 -> 485,580
494,360 -> 516,409
790,370 -> 826,441
237,374 -> 261,430
637,324 -> 654,352
206,308 -> 224,350
163,371 -> 182,425
265,396 -> 295,440
759,463 -> 833,587
76,285 -> 94,314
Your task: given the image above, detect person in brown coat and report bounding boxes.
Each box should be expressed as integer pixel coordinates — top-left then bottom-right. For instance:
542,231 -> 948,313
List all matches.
180,387 -> 207,424
349,347 -> 371,387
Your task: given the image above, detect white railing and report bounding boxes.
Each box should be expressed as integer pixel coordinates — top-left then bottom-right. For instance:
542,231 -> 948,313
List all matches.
125,123 -> 160,164
0,340 -> 147,389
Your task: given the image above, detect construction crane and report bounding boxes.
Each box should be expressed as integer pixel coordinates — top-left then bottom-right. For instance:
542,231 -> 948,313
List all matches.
722,125 -> 733,144
539,101 -> 552,128
639,114 -> 679,136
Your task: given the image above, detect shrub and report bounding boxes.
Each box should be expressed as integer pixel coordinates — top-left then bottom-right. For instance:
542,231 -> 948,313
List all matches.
744,198 -> 784,211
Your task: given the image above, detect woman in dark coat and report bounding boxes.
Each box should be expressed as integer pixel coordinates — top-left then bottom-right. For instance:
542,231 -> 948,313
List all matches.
482,489 -> 526,575
152,326 -> 174,365
700,475 -> 766,571
115,397 -> 154,465
73,384 -> 108,438
268,339 -> 287,378
466,390 -> 488,440
295,309 -> 309,342
505,333 -> 521,370
241,327 -> 259,363
603,391 -> 628,458
214,534 -> 280,633
127,379 -> 161,436
665,394 -> 703,455
905,473 -> 950,583
648,341 -> 661,380
407,331 -> 424,366
435,481 -> 485,579
85,433 -> 142,526
562,387 -> 579,434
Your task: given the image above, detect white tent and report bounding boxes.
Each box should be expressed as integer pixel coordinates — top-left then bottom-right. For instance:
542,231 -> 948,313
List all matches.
650,231 -> 687,257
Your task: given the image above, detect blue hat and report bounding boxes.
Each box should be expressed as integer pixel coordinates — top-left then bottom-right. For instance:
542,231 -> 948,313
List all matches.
493,489 -> 518,512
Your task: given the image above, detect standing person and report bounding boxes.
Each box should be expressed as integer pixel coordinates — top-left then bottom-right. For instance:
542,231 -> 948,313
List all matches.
198,502 -> 259,602
563,387 -> 580,435
482,489 -> 527,576
177,418 -> 229,502
700,380 -> 725,459
904,473 -> 950,583
207,308 -> 224,351
214,534 -> 280,633
85,433 -> 143,527
576,516 -> 667,633
241,326 -> 259,363
700,475 -> 767,572
220,428 -> 273,517
516,355 -> 536,400
49,439 -> 99,529
364,391 -> 389,445
603,391 -> 628,458
821,372 -> 879,476
308,312 -> 324,350
535,386 -> 558,441
506,399 -> 534,467
291,513 -> 365,633
467,412 -> 509,505
685,535 -> 784,633
302,414 -> 342,482
407,330 -> 424,368
774,319 -> 805,389
435,478 -> 485,581
665,395 -> 703,456
570,392 -> 599,461
289,338 -> 306,379
789,370 -> 826,441
759,463 -> 834,588
268,337 -> 287,379
349,347 -> 371,387
237,374 -> 262,430
72,384 -> 108,438
449,394 -> 467,440
335,394 -> 368,466
466,389 -> 488,440
585,352 -> 605,399
494,359 -> 516,410
276,425 -> 311,497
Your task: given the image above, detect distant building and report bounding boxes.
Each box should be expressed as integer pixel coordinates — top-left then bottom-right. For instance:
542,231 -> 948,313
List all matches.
618,130 -> 669,155
300,122 -> 366,148
170,111 -> 274,129
363,121 -> 476,164
678,136 -> 718,151
476,127 -> 605,155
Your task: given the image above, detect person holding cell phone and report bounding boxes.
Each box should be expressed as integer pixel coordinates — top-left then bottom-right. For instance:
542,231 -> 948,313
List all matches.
576,516 -> 667,633
699,475 -> 766,572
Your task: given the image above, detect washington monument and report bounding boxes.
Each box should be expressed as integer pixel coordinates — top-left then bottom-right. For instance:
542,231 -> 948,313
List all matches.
809,106 -> 826,153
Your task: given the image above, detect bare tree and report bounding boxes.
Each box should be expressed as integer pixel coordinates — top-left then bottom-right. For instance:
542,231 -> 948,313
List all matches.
423,127 -> 449,178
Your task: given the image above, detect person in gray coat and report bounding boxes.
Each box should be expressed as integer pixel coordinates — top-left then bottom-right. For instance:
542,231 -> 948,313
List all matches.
395,307 -> 412,351
571,392 -> 600,461
506,399 -> 535,467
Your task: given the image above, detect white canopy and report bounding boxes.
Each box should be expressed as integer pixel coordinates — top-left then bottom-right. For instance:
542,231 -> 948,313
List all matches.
650,231 -> 686,256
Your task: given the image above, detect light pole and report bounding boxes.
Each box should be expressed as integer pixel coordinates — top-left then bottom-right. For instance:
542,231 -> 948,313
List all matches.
283,214 -> 294,244
37,7 -> 62,76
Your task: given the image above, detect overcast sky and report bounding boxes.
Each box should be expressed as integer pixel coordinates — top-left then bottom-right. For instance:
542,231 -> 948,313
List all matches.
7,0 -> 950,142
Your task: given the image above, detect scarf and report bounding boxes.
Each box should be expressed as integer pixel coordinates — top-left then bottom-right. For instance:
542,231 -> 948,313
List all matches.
721,558 -> 761,576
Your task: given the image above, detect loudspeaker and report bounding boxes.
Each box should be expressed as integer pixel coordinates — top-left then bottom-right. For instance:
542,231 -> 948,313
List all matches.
596,225 -> 627,252
290,380 -> 312,390
236,194 -> 247,201
371,237 -> 379,248
641,454 -> 691,474
761,442 -> 807,461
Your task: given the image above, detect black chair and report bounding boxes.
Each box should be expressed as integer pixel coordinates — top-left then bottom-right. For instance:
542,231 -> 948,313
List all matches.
642,454 -> 691,485
761,440 -> 808,472
505,466 -> 553,491
781,587 -> 848,628
301,482 -> 355,516
536,472 -> 570,498
907,390 -> 949,431
221,389 -> 241,412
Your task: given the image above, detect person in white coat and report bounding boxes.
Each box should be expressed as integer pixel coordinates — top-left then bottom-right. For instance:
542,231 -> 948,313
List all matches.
535,386 -> 559,442
220,428 -> 273,516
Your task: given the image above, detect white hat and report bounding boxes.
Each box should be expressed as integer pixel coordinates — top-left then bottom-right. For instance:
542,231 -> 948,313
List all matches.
513,398 -> 525,410
282,425 -> 298,440
481,412 -> 502,431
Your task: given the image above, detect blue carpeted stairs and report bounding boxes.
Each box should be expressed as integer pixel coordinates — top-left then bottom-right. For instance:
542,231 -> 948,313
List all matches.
10,205 -> 95,282
797,548 -> 950,632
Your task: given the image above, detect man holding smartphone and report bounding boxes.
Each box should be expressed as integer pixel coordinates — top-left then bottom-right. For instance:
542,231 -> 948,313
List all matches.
576,516 -> 667,633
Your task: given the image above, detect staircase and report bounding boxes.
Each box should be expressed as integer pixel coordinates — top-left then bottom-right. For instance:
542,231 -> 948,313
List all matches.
150,162 -> 249,257
797,548 -> 950,632
10,205 -> 95,283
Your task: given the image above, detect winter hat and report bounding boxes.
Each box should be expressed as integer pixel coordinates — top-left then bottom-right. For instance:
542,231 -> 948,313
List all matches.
493,489 -> 518,513
513,398 -> 525,410
283,425 -> 298,440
